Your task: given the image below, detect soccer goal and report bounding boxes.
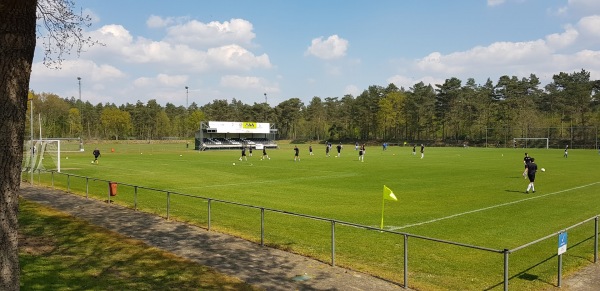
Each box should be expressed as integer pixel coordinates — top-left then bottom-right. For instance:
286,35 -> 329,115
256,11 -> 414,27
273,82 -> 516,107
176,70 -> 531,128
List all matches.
513,138 -> 549,149
23,139 -> 62,173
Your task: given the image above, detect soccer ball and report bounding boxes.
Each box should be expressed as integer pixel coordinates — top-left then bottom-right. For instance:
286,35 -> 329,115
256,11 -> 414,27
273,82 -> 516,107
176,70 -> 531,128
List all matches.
233,162 -> 236,166
541,168 -> 546,172
91,161 -> 94,164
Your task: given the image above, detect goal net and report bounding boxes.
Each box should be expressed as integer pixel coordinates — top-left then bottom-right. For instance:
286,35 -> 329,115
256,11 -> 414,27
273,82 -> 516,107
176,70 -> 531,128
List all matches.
22,139 -> 61,173
512,138 -> 549,149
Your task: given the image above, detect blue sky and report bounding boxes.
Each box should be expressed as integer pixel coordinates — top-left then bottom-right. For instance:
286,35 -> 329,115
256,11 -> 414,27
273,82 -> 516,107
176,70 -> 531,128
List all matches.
30,0 -> 600,107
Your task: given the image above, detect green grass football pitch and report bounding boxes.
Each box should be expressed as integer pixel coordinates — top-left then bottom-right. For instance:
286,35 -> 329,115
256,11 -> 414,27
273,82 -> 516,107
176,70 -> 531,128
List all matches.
29,142 -> 600,290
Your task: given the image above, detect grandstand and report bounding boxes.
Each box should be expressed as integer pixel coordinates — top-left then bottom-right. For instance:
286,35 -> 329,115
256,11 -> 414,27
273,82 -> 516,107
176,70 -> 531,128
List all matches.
195,121 -> 278,151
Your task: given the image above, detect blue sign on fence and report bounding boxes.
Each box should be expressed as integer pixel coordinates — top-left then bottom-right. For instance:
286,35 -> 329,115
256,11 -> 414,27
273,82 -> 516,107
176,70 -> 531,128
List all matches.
558,232 -> 568,255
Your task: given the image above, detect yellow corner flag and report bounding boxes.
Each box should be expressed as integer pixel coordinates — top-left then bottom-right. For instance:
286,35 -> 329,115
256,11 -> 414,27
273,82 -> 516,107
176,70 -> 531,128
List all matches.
383,185 -> 397,201
381,185 -> 397,229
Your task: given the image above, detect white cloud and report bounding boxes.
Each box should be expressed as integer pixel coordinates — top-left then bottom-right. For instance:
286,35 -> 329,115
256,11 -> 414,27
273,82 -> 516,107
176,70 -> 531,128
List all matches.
146,15 -> 175,28
220,75 -> 279,94
555,0 -> 600,17
305,35 -> 349,60
577,15 -> 600,39
165,18 -> 256,48
487,0 -> 505,7
133,74 -> 188,88
387,75 -> 443,90
31,59 -> 125,82
390,15 -> 600,90
415,40 -> 551,76
206,45 -> 271,71
545,25 -> 579,49
87,25 -> 271,72
343,85 -> 360,96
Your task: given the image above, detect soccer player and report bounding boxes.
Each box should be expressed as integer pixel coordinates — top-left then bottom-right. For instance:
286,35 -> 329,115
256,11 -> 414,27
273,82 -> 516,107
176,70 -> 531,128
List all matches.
92,148 -> 101,164
249,146 -> 253,157
522,153 -> 531,178
525,157 -> 538,193
309,145 -> 314,155
239,146 -> 247,161
564,145 -> 568,158
412,145 -> 416,156
261,147 -> 270,160
325,142 -> 330,157
336,143 -> 342,157
294,145 -> 300,161
358,144 -> 365,162
420,144 -> 425,159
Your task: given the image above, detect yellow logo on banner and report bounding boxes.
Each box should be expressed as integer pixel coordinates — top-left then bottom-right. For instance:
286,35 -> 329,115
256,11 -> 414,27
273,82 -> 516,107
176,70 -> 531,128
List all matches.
242,122 -> 257,129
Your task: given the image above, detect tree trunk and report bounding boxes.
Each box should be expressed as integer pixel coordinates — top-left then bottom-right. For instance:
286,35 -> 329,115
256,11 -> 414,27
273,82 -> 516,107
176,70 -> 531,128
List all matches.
0,0 -> 37,290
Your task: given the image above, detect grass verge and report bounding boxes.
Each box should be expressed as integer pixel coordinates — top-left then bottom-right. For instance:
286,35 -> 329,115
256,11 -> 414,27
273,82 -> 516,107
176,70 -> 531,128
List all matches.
19,198 -> 260,290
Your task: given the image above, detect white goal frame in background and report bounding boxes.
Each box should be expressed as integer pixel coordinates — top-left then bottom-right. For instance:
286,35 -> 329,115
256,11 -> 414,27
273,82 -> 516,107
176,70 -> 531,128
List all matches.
23,139 -> 61,173
513,138 -> 549,149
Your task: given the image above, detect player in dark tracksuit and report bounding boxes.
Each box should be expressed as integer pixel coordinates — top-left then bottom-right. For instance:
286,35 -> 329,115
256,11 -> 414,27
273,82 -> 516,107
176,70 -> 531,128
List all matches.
522,153 -> 532,178
294,146 -> 300,162
93,148 -> 101,164
525,157 -> 538,193
239,146 -> 247,161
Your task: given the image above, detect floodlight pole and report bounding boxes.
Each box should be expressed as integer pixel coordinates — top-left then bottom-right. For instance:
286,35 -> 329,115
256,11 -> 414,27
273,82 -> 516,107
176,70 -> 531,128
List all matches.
185,86 -> 189,108
264,93 -> 267,121
30,93 -> 34,184
78,77 -> 83,150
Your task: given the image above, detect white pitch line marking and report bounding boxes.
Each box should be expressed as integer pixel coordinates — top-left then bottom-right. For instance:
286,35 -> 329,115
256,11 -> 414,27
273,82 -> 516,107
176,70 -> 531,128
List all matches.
389,182 -> 600,231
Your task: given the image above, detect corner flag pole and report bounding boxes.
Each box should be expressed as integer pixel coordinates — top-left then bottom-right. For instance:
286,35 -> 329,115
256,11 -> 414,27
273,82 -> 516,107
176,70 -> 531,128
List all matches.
380,195 -> 386,230
380,185 -> 398,229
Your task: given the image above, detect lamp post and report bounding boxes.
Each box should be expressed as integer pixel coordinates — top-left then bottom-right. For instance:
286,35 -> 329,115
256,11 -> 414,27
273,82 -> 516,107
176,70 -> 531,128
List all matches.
77,77 -> 83,152
263,93 -> 268,121
29,92 -> 34,184
185,86 -> 189,108
77,77 -> 83,151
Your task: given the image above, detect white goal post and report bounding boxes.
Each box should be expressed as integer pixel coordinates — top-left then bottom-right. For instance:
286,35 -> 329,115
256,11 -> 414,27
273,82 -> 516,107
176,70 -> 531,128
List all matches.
513,138 -> 549,149
23,139 -> 62,173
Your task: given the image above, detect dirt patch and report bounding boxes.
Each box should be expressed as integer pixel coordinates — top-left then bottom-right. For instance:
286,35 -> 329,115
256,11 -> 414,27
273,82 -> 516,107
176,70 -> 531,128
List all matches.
18,233 -> 56,256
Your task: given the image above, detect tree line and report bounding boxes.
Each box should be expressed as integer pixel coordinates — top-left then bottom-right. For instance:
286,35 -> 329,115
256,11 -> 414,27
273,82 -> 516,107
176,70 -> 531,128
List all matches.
26,69 -> 600,147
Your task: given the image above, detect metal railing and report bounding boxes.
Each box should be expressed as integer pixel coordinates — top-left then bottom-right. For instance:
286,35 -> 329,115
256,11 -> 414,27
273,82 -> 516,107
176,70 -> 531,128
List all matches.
24,170 -> 599,290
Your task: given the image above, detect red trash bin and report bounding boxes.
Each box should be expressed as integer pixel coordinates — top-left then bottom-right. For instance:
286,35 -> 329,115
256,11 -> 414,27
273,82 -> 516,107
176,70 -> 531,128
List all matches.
109,182 -> 118,196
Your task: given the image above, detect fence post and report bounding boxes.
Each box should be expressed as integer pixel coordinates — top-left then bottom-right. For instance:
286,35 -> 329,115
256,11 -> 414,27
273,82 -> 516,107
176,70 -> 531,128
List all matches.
85,177 -> 89,199
331,220 -> 335,267
134,186 -> 138,211
260,208 -> 265,247
504,249 -> 509,291
107,182 -> 111,203
404,234 -> 408,289
595,216 -> 598,263
51,171 -> 54,188
558,253 -> 563,287
67,174 -> 70,192
166,191 -> 171,220
207,199 -> 211,231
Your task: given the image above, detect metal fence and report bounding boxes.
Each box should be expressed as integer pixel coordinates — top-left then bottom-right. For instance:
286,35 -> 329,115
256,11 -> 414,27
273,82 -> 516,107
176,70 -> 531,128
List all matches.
23,170 -> 599,290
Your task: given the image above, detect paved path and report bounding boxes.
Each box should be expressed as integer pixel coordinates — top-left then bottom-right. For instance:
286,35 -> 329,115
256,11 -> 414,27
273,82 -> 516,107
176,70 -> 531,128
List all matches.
19,185 -> 405,291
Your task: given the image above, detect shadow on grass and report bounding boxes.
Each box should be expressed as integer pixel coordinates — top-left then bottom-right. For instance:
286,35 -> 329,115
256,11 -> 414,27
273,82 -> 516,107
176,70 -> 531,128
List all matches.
19,186 -> 357,291
19,198 -> 259,290
483,235 -> 597,290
